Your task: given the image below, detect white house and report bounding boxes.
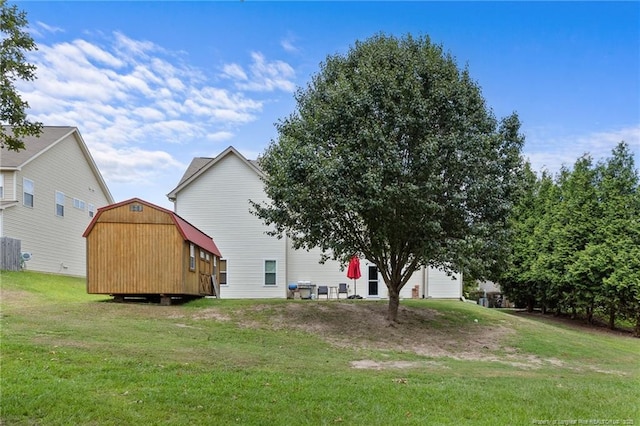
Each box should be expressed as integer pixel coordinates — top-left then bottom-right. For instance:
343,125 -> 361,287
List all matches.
167,146 -> 461,299
0,126 -> 113,276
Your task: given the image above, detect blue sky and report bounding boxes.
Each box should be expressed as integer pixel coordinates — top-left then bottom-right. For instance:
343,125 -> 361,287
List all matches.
15,1 -> 640,208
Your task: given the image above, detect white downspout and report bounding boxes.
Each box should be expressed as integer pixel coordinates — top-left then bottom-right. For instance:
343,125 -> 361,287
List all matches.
284,233 -> 289,297
424,266 -> 429,298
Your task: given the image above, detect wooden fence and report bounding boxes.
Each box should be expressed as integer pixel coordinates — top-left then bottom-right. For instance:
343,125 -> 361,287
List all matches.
1,237 -> 22,271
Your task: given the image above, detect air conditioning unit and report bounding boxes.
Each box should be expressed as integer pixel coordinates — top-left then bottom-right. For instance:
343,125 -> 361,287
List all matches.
20,252 -> 32,261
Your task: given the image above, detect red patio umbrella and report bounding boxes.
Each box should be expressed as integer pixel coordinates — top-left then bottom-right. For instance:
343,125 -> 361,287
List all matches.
347,255 -> 361,297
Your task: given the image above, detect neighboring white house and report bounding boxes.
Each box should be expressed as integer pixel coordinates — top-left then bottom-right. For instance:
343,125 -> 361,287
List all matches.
0,126 -> 113,276
167,146 -> 462,299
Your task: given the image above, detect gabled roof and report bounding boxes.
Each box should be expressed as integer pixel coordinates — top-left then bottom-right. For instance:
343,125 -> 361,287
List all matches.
1,126 -> 75,168
83,197 -> 222,257
1,126 -> 114,203
166,146 -> 264,201
176,157 -> 213,188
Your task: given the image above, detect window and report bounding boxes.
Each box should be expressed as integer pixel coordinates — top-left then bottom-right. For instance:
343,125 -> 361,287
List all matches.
88,204 -> 95,218
189,244 -> 195,271
200,250 -> 205,259
219,259 -> 227,285
55,191 -> 65,217
130,204 -> 143,212
73,198 -> 85,210
264,260 -> 277,286
205,253 -> 210,262
23,178 -> 34,207
0,174 -> 4,199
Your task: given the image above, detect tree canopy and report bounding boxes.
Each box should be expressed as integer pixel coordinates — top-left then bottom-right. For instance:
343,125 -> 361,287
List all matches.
1,0 -> 42,151
252,34 -> 525,321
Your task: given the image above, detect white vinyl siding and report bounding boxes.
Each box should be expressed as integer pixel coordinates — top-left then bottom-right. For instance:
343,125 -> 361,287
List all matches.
425,267 -> 462,299
174,151 -> 286,298
23,178 -> 34,207
0,174 -> 4,199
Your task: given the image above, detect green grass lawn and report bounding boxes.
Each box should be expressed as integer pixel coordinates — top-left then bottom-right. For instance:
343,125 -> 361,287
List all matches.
1,271 -> 638,425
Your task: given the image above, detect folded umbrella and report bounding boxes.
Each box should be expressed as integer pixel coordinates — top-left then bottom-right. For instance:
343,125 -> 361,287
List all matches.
347,255 -> 361,298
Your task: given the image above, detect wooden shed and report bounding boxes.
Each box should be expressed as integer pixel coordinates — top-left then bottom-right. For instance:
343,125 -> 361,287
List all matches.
83,198 -> 222,304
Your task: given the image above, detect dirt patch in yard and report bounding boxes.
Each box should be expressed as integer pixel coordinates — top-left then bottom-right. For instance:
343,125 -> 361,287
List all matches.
227,302 -> 517,364
190,308 -> 232,322
186,302 -> 629,372
350,359 -> 447,370
0,288 -> 35,311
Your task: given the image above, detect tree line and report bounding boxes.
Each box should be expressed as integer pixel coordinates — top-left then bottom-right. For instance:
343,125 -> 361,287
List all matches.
499,142 -> 640,335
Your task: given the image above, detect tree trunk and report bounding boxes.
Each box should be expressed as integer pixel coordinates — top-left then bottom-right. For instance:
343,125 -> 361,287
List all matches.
387,289 -> 400,322
608,305 -> 616,330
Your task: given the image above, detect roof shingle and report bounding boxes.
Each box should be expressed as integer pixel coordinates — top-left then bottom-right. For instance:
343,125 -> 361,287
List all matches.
1,126 -> 76,169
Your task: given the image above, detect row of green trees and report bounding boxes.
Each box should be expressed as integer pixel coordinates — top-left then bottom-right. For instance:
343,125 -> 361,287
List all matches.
500,142 -> 640,335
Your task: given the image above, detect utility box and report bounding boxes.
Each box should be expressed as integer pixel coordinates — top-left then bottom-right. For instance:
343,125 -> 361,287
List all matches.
411,285 -> 419,299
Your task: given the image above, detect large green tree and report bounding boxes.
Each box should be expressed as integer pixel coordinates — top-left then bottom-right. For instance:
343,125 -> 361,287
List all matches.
596,143 -> 640,333
500,166 -> 560,313
252,34 -> 524,321
555,156 -> 600,319
528,172 -> 561,313
1,0 -> 42,151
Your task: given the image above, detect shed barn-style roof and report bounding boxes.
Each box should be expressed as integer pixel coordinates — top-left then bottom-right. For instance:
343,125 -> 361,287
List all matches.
83,198 -> 221,257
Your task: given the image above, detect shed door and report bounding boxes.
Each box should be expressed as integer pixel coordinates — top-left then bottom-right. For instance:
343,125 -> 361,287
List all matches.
198,250 -> 212,294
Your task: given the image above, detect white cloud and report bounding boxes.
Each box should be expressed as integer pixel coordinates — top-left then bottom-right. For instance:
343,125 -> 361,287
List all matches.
222,51 -> 296,92
281,33 -> 299,53
206,131 -> 235,142
33,21 -> 64,36
91,142 -> 185,184
16,29 -> 290,197
132,107 -> 166,121
73,39 -> 124,68
222,63 -> 248,81
524,125 -> 640,175
113,31 -> 158,57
